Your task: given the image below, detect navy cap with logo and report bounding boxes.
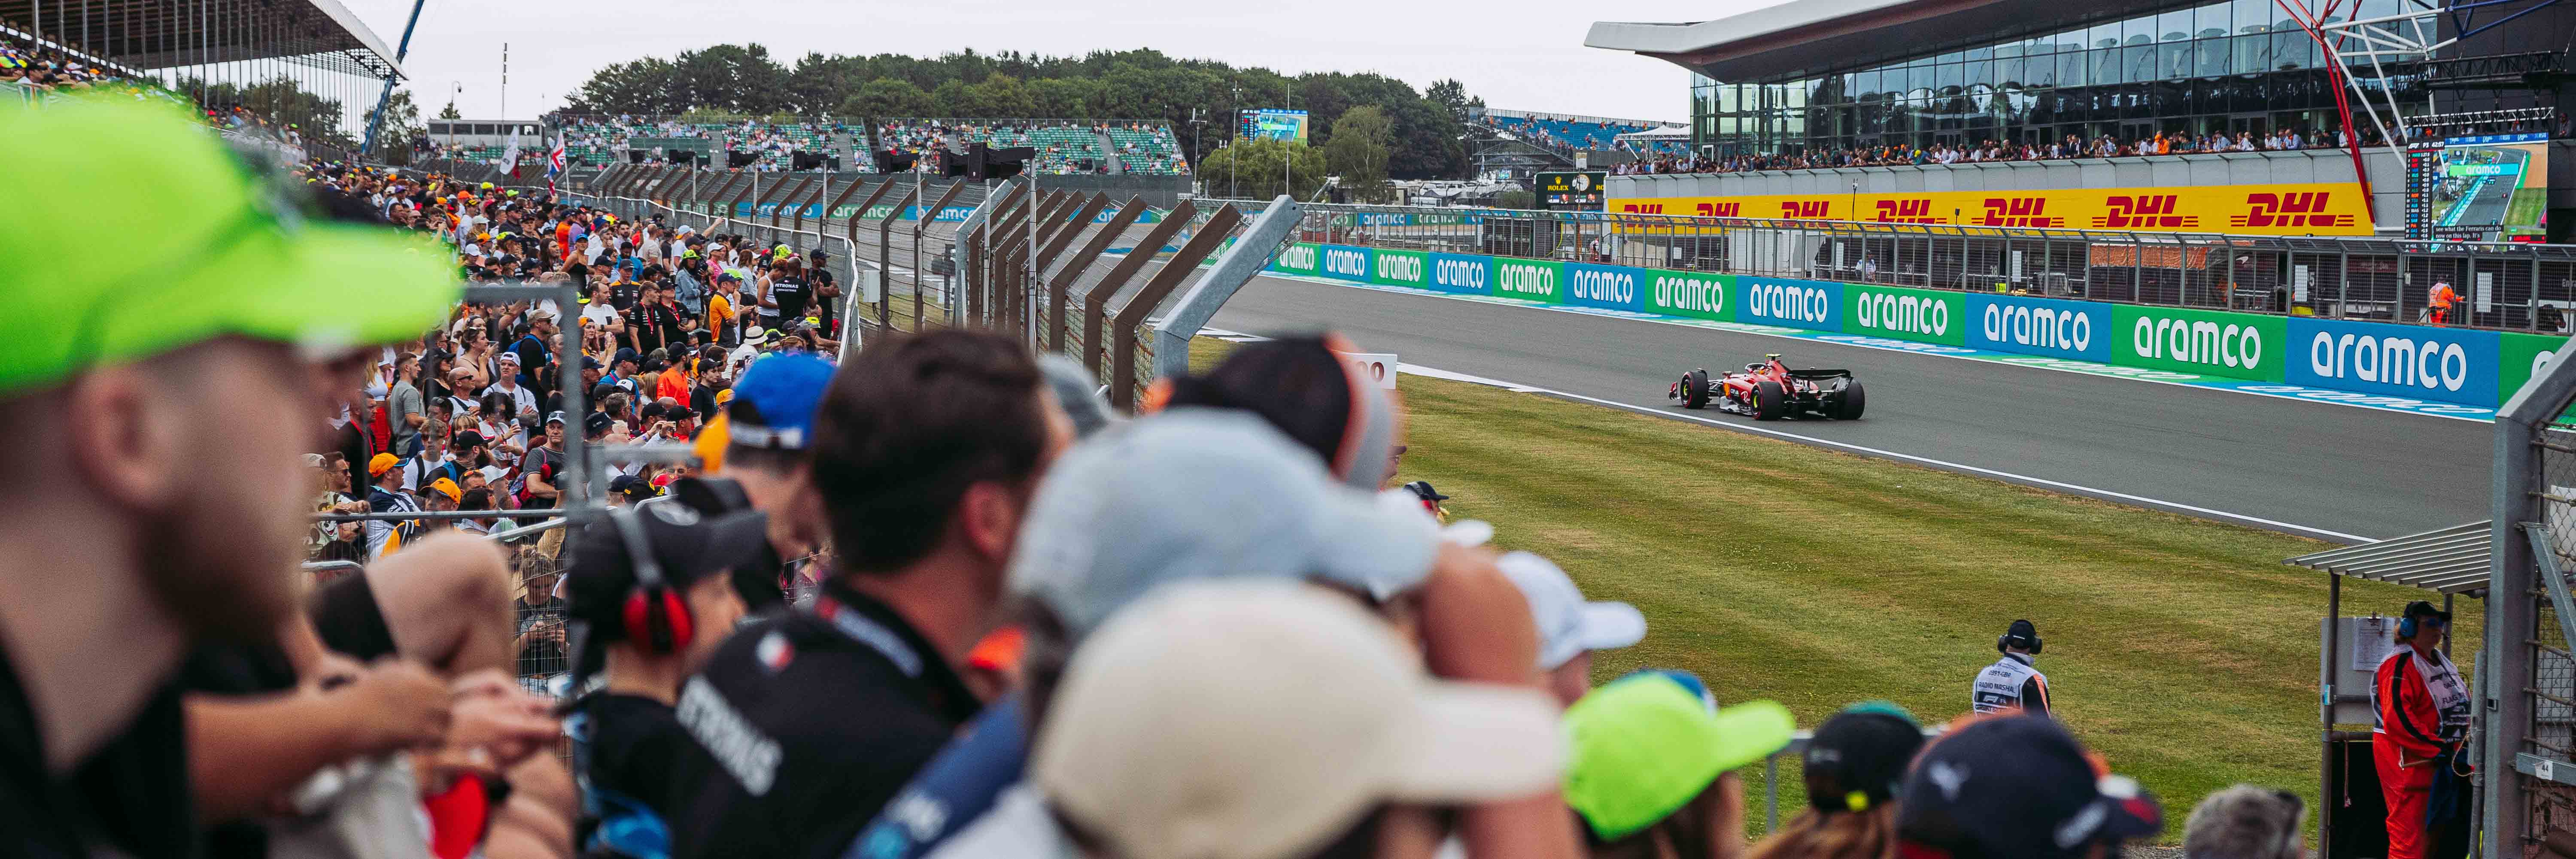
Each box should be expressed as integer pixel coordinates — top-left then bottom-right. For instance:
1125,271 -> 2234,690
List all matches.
584,410 -> 614,437
1897,716 -> 2161,859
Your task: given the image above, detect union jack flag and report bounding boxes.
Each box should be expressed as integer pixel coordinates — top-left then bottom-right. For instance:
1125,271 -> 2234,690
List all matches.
546,136 -> 565,194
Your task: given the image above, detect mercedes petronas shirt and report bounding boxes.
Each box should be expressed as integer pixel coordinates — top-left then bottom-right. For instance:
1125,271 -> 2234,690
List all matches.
666,580 -> 982,859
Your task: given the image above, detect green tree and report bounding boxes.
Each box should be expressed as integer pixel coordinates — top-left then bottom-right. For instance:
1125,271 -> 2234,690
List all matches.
1197,137 -> 1327,201
1426,79 -> 1475,125
964,73 -> 1036,118
438,98 -> 462,120
1029,77 -> 1100,118
1324,105 -> 1394,199
841,77 -> 934,118
565,57 -> 677,113
930,79 -> 971,116
368,88 -> 428,165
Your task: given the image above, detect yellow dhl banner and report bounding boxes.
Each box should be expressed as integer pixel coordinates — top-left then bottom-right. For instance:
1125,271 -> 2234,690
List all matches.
1608,182 -> 2374,236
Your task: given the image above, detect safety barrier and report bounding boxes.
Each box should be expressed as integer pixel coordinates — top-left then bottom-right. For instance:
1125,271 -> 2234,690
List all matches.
1272,240 -> 2575,413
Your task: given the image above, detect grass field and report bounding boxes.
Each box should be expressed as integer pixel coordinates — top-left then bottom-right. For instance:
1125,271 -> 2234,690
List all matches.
1187,337 -> 2480,842
2508,188 -> 2548,239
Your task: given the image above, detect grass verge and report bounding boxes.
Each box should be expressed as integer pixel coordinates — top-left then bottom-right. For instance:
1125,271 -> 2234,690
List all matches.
1187,337 -> 2480,842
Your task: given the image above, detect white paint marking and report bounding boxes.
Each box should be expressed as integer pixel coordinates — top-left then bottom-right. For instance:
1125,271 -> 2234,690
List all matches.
1391,361 -> 2376,543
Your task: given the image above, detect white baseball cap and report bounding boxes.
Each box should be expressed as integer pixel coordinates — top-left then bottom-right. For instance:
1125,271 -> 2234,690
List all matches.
1034,580 -> 1564,859
1498,551 -> 1646,671
1007,408 -> 1440,637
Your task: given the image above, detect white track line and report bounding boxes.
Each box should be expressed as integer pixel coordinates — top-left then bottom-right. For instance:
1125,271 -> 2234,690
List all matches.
1201,325 -> 2372,542
1394,363 -> 2373,543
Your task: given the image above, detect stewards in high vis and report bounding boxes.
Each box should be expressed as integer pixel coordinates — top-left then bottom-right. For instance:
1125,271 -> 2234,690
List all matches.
1970,619 -> 2050,717
2429,280 -> 2461,325
2373,601 -> 2473,859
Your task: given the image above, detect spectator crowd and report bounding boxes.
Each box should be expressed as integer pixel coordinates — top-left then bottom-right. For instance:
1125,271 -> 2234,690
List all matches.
5,94 -> 2330,859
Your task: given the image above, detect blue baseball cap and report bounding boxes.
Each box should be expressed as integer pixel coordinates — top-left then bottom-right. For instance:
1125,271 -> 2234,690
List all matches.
728,352 -> 834,450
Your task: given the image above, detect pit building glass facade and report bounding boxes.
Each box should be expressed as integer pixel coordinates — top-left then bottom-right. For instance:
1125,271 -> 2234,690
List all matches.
1687,0 -> 2504,155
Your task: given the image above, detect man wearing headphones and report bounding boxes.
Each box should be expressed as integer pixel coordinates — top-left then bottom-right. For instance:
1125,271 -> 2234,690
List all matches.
559,496 -> 772,858
1971,619 -> 2050,718
2373,600 -> 2471,859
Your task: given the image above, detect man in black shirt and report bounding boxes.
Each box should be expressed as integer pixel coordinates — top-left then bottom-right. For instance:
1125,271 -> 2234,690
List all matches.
806,249 -> 839,336
562,496 -> 767,856
666,331 -> 1075,859
628,283 -> 686,357
0,99 -> 454,857
768,258 -> 811,326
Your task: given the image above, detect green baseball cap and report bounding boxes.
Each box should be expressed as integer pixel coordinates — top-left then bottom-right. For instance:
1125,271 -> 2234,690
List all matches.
0,96 -> 458,395
1562,673 -> 1795,841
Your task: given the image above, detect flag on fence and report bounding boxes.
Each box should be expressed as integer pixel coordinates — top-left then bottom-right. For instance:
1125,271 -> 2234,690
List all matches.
497,126 -> 523,178
546,135 -> 565,194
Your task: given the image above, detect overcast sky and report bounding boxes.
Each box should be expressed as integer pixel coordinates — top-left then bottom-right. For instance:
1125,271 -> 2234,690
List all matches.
334,0 -> 1784,124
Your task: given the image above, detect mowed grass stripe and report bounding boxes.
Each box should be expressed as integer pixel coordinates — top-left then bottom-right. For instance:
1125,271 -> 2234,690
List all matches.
1185,337 -> 2475,841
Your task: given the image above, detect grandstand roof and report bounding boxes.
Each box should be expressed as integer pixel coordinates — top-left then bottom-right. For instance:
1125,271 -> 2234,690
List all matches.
1585,0 -> 2198,83
1,0 -> 402,79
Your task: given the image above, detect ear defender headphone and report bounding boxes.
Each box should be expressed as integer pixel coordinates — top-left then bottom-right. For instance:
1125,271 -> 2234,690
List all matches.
614,507 -> 695,655
1996,621 -> 2044,655
2398,614 -> 2420,638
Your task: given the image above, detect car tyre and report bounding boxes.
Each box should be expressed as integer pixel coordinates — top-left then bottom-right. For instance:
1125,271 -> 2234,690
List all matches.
1682,369 -> 1710,410
1836,381 -> 1867,420
1753,379 -> 1786,420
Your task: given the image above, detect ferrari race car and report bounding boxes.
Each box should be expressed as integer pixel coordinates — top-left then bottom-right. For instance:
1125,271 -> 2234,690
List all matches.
1666,354 -> 1866,420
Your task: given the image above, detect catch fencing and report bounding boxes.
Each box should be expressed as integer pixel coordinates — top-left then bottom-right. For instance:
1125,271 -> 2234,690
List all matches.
577,164 -> 1300,408
1270,202 -> 2576,334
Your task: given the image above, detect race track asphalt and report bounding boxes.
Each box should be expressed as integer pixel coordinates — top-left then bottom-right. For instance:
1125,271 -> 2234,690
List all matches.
1205,273 -> 2489,542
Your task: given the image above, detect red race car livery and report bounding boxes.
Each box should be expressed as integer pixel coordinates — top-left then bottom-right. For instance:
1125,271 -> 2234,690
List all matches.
1666,354 -> 1866,421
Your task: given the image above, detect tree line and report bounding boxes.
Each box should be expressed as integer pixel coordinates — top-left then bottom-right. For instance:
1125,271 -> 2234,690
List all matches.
559,46 -> 1486,181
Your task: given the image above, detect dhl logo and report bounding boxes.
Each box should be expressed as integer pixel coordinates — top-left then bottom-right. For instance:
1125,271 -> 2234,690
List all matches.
1978,197 -> 2063,228
2091,195 -> 2197,229
1780,201 -> 1832,220
1618,202 -> 1745,219
2230,192 -> 2354,229
1873,199 -> 1943,224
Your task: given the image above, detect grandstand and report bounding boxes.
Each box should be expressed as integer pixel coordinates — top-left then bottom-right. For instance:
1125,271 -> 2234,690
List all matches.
547,115 -> 864,171
875,118 -> 1188,175
0,0 -> 403,149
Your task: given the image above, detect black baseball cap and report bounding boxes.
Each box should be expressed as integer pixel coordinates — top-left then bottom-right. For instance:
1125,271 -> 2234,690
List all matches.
1403,480 -> 1451,502
1898,716 -> 2162,859
2404,600 -> 2451,626
584,411 -> 614,437
562,503 -> 771,642
1803,702 -> 1925,813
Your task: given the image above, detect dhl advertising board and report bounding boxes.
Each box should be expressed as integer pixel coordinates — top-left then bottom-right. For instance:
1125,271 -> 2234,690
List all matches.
1609,182 -> 2373,236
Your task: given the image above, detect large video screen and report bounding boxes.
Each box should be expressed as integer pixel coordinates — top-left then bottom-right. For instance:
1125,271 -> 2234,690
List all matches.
2429,133 -> 2550,242
1239,109 -> 1309,143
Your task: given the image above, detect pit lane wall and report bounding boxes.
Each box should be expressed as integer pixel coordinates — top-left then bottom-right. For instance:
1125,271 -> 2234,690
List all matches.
1271,242 -> 2570,413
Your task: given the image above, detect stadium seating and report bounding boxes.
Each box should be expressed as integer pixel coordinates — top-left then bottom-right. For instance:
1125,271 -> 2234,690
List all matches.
553,115 -> 863,171
1108,125 -> 1190,175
